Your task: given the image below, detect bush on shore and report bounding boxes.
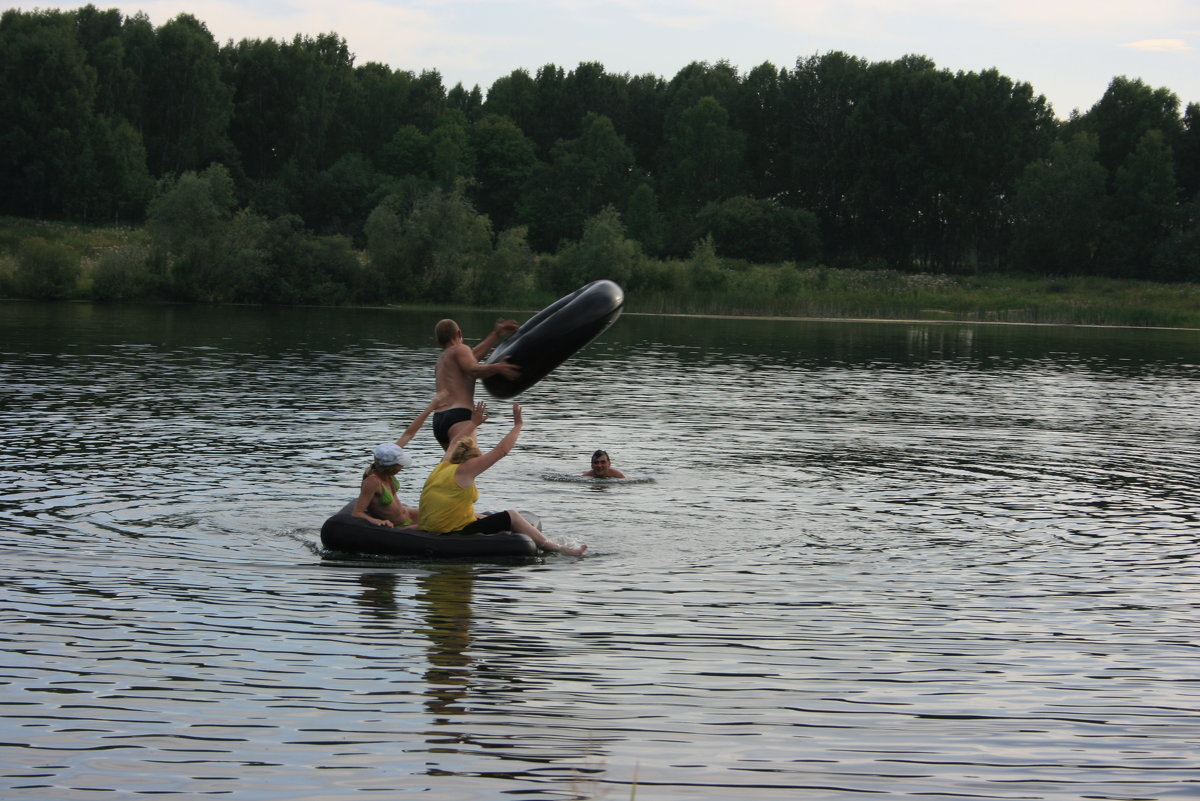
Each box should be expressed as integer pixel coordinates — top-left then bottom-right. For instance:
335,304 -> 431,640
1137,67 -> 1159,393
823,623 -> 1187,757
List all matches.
2,214 -> 1198,329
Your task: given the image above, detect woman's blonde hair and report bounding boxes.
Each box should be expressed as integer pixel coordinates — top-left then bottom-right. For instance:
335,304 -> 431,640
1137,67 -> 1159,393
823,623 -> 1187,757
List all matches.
449,436 -> 482,464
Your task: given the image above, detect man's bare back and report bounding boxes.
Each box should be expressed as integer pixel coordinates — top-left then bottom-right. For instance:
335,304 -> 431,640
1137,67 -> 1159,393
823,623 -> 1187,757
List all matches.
435,341 -> 487,410
430,318 -> 520,449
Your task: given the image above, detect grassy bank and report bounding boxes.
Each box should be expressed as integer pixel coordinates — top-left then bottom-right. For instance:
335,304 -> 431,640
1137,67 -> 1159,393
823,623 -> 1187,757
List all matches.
2,217 -> 1198,329
629,268 -> 1200,329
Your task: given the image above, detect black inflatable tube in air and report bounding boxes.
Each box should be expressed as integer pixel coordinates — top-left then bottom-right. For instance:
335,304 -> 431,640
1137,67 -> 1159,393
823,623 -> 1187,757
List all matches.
482,279 -> 624,399
320,502 -> 539,558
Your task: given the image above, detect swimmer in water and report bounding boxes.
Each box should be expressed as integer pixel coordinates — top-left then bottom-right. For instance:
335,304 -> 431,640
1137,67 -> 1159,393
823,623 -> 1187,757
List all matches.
583,449 -> 626,479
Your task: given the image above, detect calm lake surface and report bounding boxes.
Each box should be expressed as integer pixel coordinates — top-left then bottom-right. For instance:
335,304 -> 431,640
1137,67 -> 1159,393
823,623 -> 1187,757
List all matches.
1,301 -> 1198,800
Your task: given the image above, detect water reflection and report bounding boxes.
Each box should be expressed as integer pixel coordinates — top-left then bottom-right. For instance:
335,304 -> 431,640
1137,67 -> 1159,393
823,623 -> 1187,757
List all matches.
352,568 -> 477,722
349,564 -> 619,783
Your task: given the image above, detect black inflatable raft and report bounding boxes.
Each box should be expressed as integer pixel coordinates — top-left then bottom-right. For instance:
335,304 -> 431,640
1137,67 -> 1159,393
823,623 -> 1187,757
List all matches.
320,502 -> 539,558
482,279 -> 624,398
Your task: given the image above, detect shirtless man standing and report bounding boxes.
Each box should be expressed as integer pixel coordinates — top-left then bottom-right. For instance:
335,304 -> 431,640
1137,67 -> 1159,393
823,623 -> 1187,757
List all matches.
431,318 -> 521,450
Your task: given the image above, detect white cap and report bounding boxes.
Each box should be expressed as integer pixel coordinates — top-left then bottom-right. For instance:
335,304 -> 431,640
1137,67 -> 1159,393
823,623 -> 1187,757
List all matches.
373,443 -> 413,468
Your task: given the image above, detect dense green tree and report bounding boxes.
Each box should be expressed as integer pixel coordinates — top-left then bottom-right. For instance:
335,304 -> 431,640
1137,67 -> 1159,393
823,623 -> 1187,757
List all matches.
364,193 -> 414,297
563,62 -> 631,136
447,82 -> 483,121
1009,133 -> 1107,274
407,69 -> 448,132
1072,77 -> 1183,185
366,184 -> 492,301
696,196 -> 820,263
146,163 -> 241,299
380,125 -> 430,178
74,4 -> 132,120
623,73 -> 668,170
482,69 -> 538,134
298,152 -> 382,239
662,61 -> 740,133
113,11 -> 156,131
472,226 -> 535,303
470,114 -> 539,231
92,116 -> 154,221
1151,220 -> 1200,281
548,206 -> 644,292
428,110 -> 475,188
1102,130 -> 1180,278
351,62 -> 419,168
841,55 -> 952,268
221,37 -> 288,180
256,214 -> 360,303
1178,103 -> 1200,203
526,64 -> 574,155
623,182 -> 665,257
519,112 -> 637,251
941,69 -> 1054,270
731,62 -> 784,199
142,14 -> 233,175
657,96 -> 746,244
0,9 -> 96,218
223,33 -> 356,179
777,52 -> 870,262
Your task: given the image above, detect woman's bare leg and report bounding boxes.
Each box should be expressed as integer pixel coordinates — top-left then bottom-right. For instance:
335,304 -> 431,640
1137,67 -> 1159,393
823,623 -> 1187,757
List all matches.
508,509 -> 587,556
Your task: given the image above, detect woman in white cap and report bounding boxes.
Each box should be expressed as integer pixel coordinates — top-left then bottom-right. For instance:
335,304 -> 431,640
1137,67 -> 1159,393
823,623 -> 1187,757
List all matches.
352,396 -> 440,528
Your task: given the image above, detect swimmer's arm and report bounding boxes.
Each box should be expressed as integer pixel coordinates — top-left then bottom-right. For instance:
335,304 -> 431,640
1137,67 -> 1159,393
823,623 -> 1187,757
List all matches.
450,342 -> 519,379
442,401 -> 488,461
607,467 -> 627,478
456,404 -> 522,483
470,318 -> 518,360
395,392 -> 444,448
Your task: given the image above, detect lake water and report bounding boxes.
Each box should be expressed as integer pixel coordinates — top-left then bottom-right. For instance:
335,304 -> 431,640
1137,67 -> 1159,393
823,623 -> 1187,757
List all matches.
1,301 -> 1198,800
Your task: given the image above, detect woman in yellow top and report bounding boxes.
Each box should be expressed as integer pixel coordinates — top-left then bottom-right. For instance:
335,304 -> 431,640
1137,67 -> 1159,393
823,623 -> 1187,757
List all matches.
419,402 -> 587,557
352,395 -> 441,528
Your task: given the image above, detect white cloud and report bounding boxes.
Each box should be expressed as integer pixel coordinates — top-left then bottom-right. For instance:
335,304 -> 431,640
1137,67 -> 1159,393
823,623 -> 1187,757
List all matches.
1120,38 -> 1192,52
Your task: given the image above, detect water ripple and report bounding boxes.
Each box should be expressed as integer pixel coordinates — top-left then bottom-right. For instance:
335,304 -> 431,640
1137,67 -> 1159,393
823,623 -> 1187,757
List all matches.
1,305 -> 1198,799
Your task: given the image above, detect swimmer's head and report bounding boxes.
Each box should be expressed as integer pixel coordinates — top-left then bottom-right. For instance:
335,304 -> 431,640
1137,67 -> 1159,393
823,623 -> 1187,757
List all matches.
590,450 -> 612,473
435,319 -> 461,346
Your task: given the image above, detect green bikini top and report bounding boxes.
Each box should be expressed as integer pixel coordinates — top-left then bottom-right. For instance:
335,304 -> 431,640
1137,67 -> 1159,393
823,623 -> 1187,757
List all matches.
377,475 -> 400,506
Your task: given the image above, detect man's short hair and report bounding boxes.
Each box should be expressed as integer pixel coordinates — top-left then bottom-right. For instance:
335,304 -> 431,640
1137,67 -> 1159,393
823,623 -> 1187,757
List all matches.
435,319 -> 460,346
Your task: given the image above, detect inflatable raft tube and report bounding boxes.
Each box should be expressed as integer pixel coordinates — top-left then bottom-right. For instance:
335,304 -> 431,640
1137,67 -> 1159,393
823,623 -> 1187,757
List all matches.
320,502 -> 539,558
483,279 -> 624,399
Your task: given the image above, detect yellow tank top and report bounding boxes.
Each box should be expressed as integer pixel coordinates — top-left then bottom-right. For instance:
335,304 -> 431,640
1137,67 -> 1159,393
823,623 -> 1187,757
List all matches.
418,462 -> 479,533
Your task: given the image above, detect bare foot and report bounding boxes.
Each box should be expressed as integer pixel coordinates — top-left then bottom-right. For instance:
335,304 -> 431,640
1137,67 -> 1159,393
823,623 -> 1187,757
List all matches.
544,542 -> 587,557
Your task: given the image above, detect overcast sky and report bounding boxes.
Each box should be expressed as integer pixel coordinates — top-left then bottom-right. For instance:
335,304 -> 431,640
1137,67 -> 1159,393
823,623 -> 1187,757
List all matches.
19,0 -> 1200,118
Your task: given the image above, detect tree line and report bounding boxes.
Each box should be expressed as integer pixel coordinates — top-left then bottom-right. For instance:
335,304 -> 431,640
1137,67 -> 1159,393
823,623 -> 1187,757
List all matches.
2,5 -> 1198,304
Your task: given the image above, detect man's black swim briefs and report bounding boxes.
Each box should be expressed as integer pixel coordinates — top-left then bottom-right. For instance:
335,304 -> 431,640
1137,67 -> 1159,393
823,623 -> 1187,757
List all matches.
432,407 -> 473,449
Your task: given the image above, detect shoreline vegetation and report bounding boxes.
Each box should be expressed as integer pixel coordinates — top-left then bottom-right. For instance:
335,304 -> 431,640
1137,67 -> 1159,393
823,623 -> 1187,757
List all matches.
3,217 -> 1198,330
4,8 -> 1198,332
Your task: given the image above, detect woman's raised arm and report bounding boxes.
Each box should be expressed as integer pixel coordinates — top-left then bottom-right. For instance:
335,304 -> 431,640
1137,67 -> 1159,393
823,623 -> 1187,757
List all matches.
455,403 -> 524,482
